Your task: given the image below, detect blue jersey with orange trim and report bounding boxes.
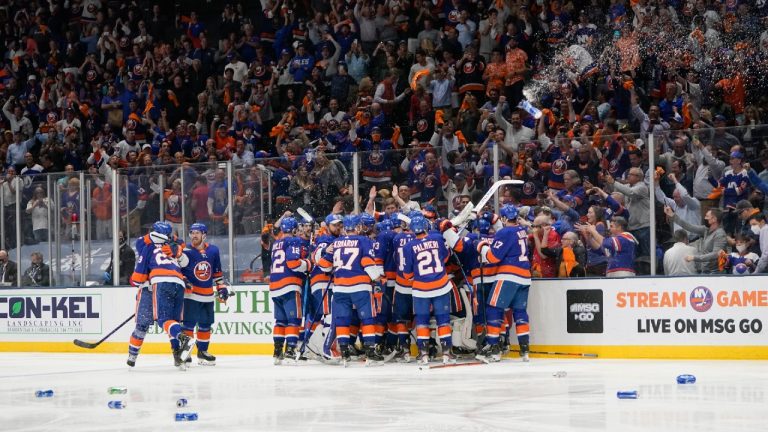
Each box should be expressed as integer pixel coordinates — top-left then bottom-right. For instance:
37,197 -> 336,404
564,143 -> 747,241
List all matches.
600,232 -> 637,275
392,231 -> 416,293
376,230 -> 397,285
402,232 -> 453,298
482,225 -> 532,285
180,242 -> 223,303
451,232 -> 492,285
317,235 -> 376,294
540,145 -> 569,190
270,235 -> 310,297
131,246 -> 186,288
309,233 -> 337,293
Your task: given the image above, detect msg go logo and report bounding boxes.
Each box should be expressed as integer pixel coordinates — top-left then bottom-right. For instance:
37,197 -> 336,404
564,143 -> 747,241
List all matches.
566,289 -> 604,334
570,303 -> 600,322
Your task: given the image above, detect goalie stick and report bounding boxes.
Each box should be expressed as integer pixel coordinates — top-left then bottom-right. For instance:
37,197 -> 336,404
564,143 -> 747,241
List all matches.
451,179 -> 523,229
73,314 -> 135,349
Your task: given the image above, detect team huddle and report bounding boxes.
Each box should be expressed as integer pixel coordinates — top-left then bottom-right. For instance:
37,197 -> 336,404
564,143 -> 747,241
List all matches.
269,200 -> 533,367
117,190 -> 533,369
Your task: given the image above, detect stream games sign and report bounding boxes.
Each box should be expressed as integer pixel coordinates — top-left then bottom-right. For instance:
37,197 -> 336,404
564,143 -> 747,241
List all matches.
0,294 -> 102,335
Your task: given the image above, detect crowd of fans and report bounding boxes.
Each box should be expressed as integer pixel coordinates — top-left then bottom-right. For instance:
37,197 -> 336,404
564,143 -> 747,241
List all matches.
0,0 -> 767,283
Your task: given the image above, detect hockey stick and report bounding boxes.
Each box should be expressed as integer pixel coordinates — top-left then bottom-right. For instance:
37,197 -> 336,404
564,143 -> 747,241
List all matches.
73,314 -> 136,349
509,348 -> 598,358
473,179 -> 523,214
423,360 -> 485,370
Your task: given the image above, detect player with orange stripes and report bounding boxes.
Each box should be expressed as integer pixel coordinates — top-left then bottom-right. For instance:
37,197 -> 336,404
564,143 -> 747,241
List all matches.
475,205 -> 532,363
316,215 -> 385,366
269,217 -> 311,365
130,224 -> 194,369
178,223 -> 229,366
401,215 -> 457,365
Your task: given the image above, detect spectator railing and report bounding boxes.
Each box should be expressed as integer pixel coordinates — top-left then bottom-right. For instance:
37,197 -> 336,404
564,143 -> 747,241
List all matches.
2,123 -> 767,287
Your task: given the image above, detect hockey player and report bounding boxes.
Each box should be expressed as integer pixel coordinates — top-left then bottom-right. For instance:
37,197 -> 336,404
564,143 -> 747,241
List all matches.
317,215 -> 384,366
126,222 -> 172,367
373,217 -> 398,354
130,227 -> 194,369
308,214 -> 342,360
269,217 -> 311,364
475,205 -> 532,363
178,223 -> 229,366
391,213 -> 416,361
401,215 -> 456,365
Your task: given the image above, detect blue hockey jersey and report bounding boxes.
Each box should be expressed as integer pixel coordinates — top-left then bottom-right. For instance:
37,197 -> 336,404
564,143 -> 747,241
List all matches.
180,242 -> 223,303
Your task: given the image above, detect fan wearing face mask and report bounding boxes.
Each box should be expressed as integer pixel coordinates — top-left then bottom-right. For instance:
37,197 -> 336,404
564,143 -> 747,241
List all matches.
721,234 -> 759,275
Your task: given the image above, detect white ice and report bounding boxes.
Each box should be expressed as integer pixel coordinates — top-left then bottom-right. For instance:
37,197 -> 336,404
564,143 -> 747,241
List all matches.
1,353 -> 767,432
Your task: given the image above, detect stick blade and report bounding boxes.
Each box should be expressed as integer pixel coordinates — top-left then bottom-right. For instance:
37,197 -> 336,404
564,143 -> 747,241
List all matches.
73,339 -> 97,349
296,207 -> 313,223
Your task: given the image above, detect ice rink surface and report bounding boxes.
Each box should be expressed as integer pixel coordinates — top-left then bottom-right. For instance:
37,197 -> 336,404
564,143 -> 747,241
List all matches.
1,353 -> 767,432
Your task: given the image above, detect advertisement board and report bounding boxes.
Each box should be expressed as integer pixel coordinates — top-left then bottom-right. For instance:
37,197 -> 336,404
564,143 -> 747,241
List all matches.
2,277 -> 768,358
529,276 -> 768,358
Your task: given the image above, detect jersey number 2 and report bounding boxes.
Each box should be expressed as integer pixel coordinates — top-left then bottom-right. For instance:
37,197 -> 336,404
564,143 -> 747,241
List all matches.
272,250 -> 285,274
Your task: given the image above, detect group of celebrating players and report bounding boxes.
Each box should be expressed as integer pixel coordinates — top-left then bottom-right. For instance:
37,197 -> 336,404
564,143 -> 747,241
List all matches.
269,198 -> 532,367
116,189 -> 532,369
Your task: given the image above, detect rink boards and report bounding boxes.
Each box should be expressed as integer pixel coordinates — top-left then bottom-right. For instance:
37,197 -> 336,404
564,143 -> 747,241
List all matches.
1,275 -> 768,359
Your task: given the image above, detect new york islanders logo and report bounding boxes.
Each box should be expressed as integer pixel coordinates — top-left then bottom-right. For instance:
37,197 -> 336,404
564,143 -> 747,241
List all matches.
523,181 -> 536,196
368,150 -> 384,166
416,118 -> 428,133
552,158 -> 568,176
194,261 -> 212,282
690,286 -> 713,312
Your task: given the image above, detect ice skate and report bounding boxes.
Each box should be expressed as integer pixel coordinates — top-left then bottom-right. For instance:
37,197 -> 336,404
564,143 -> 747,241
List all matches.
177,333 -> 194,366
197,350 -> 216,366
126,353 -> 137,368
418,348 -> 430,366
364,346 -> 385,367
441,342 -> 456,364
273,342 -> 284,365
341,346 -> 353,368
283,346 -> 298,365
519,343 -> 530,362
173,349 -> 187,370
475,344 -> 501,364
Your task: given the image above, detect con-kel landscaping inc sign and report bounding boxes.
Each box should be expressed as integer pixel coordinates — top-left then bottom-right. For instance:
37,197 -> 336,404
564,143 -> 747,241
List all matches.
0,294 -> 101,335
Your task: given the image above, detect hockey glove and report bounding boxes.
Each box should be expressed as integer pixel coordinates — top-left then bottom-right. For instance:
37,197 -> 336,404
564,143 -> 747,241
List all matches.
161,244 -> 182,259
437,218 -> 453,232
476,239 -> 492,263
216,285 -> 232,304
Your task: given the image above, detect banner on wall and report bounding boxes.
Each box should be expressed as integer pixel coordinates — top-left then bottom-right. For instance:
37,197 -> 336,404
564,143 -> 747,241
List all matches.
0,294 -> 102,335
530,276 -> 768,347
0,286 -> 276,346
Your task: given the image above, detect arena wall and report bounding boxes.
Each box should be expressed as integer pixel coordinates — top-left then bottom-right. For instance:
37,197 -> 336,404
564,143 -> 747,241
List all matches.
2,276 -> 767,359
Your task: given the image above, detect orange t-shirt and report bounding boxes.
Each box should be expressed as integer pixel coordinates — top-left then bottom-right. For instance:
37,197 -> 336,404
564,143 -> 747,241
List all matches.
505,49 -> 528,86
717,75 -> 745,115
